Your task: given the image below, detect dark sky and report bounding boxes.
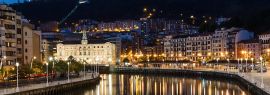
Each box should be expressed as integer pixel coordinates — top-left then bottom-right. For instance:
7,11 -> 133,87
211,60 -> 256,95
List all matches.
4,0 -> 18,4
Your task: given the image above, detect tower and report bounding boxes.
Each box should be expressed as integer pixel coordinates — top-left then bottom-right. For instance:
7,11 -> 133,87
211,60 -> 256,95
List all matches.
81,30 -> 88,44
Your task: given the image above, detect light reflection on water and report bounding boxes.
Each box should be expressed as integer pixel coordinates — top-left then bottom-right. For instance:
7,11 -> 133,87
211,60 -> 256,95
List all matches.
65,74 -> 251,95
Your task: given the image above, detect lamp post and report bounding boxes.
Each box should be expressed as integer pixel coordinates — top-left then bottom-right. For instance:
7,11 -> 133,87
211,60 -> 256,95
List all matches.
96,57 -> 99,74
46,62 -> 49,86
260,57 -> 263,73
227,59 -> 230,72
88,59 -> 92,73
83,61 -> 86,80
240,58 -> 243,72
260,57 -> 264,88
67,62 -> 70,83
251,58 -> 254,71
245,58 -> 248,72
216,58 -> 219,70
30,56 -> 36,69
16,62 -> 19,92
49,57 -> 55,80
0,56 -> 6,69
237,59 -> 240,73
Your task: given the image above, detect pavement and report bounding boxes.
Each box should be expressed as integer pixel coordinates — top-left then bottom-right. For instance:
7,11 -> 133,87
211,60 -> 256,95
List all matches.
0,72 -> 99,95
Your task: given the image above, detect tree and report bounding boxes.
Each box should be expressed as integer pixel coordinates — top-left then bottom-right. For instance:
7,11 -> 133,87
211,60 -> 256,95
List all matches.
32,60 -> 44,74
262,54 -> 270,64
19,64 -> 32,77
54,60 -> 68,74
70,60 -> 83,73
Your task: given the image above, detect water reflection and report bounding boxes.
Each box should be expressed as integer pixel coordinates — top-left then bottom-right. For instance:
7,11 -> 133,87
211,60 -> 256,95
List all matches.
65,74 -> 251,95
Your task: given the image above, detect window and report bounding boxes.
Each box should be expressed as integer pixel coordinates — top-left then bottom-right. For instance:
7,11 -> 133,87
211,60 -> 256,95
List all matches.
4,24 -> 15,30
6,51 -> 15,56
25,49 -> 28,52
17,48 -> 22,54
17,38 -> 21,44
17,28 -> 21,34
5,33 -> 15,38
16,19 -> 21,24
25,32 -> 27,36
25,40 -> 28,44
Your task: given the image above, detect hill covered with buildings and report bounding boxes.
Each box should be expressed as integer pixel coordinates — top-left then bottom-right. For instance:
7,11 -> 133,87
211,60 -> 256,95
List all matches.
10,0 -> 270,32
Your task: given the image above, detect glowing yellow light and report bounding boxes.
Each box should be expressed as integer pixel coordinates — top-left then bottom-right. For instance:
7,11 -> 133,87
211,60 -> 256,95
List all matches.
143,8 -> 147,12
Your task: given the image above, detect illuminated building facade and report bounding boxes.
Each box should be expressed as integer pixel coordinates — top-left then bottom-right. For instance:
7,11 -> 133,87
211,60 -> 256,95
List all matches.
56,31 -> 117,65
164,28 -> 255,62
237,39 -> 261,60
96,20 -> 140,32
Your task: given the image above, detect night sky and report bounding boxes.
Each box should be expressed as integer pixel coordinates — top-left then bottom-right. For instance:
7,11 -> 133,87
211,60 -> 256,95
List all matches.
4,0 -> 17,4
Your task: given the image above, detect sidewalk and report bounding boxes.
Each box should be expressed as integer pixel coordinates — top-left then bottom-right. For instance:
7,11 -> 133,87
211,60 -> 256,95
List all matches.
0,73 -> 99,95
239,71 -> 270,94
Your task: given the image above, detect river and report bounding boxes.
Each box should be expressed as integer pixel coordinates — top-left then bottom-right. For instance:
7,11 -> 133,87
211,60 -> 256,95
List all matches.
64,74 -> 251,95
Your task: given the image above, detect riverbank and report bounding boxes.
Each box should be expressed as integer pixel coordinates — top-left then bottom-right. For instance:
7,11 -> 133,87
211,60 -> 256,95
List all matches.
1,73 -> 100,95
112,67 -> 270,95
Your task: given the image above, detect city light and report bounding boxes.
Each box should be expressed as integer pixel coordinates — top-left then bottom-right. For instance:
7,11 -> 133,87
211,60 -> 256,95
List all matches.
1,1 -> 269,95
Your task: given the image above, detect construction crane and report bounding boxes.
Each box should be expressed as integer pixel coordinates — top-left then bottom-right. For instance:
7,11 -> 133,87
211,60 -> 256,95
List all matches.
59,0 -> 89,26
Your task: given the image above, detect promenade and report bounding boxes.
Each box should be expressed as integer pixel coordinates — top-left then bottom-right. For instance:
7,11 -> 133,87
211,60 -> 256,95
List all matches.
0,72 -> 99,95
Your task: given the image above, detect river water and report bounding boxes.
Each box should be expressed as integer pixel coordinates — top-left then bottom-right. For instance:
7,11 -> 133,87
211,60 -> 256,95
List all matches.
65,74 -> 251,95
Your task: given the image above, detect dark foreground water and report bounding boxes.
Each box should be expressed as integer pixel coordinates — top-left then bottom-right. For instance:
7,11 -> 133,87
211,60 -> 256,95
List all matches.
64,74 -> 251,95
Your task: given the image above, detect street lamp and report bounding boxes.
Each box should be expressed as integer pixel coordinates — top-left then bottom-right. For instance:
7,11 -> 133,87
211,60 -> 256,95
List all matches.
67,62 -> 70,83
245,58 -> 248,72
251,58 -> 254,71
89,59 -> 93,73
83,61 -> 86,80
227,59 -> 230,72
0,56 -> 6,69
240,58 -> 243,72
237,59 -> 240,73
95,57 -> 99,74
216,58 -> 219,70
49,57 -> 55,78
260,57 -> 263,73
46,62 -> 49,86
16,62 -> 19,92
30,56 -> 36,69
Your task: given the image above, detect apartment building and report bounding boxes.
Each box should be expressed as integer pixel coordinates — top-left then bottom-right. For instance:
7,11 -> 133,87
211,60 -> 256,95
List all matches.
0,5 -> 41,65
258,32 -> 270,55
164,28 -> 254,62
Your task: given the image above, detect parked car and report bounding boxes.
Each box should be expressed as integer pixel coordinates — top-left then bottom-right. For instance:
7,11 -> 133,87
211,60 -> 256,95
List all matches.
257,67 -> 267,73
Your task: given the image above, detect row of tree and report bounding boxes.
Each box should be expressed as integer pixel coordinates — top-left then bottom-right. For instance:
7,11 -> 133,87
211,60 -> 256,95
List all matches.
1,56 -> 83,79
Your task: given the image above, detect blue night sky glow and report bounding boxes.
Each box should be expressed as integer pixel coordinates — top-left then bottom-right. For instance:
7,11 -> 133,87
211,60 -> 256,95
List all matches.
4,0 -> 18,4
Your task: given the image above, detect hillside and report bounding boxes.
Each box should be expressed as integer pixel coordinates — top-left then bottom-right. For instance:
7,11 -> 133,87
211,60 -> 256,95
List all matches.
10,0 -> 270,32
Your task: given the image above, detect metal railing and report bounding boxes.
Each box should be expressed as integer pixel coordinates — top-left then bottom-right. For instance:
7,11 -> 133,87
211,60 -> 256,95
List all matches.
0,72 -> 99,95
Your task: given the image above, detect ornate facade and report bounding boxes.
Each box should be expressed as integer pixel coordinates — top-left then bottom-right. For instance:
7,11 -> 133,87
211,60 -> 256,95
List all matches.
56,31 -> 116,65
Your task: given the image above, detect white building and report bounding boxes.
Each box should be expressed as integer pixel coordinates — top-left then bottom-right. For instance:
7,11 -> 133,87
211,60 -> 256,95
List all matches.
258,32 -> 270,54
56,31 -> 117,65
164,28 -> 254,62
